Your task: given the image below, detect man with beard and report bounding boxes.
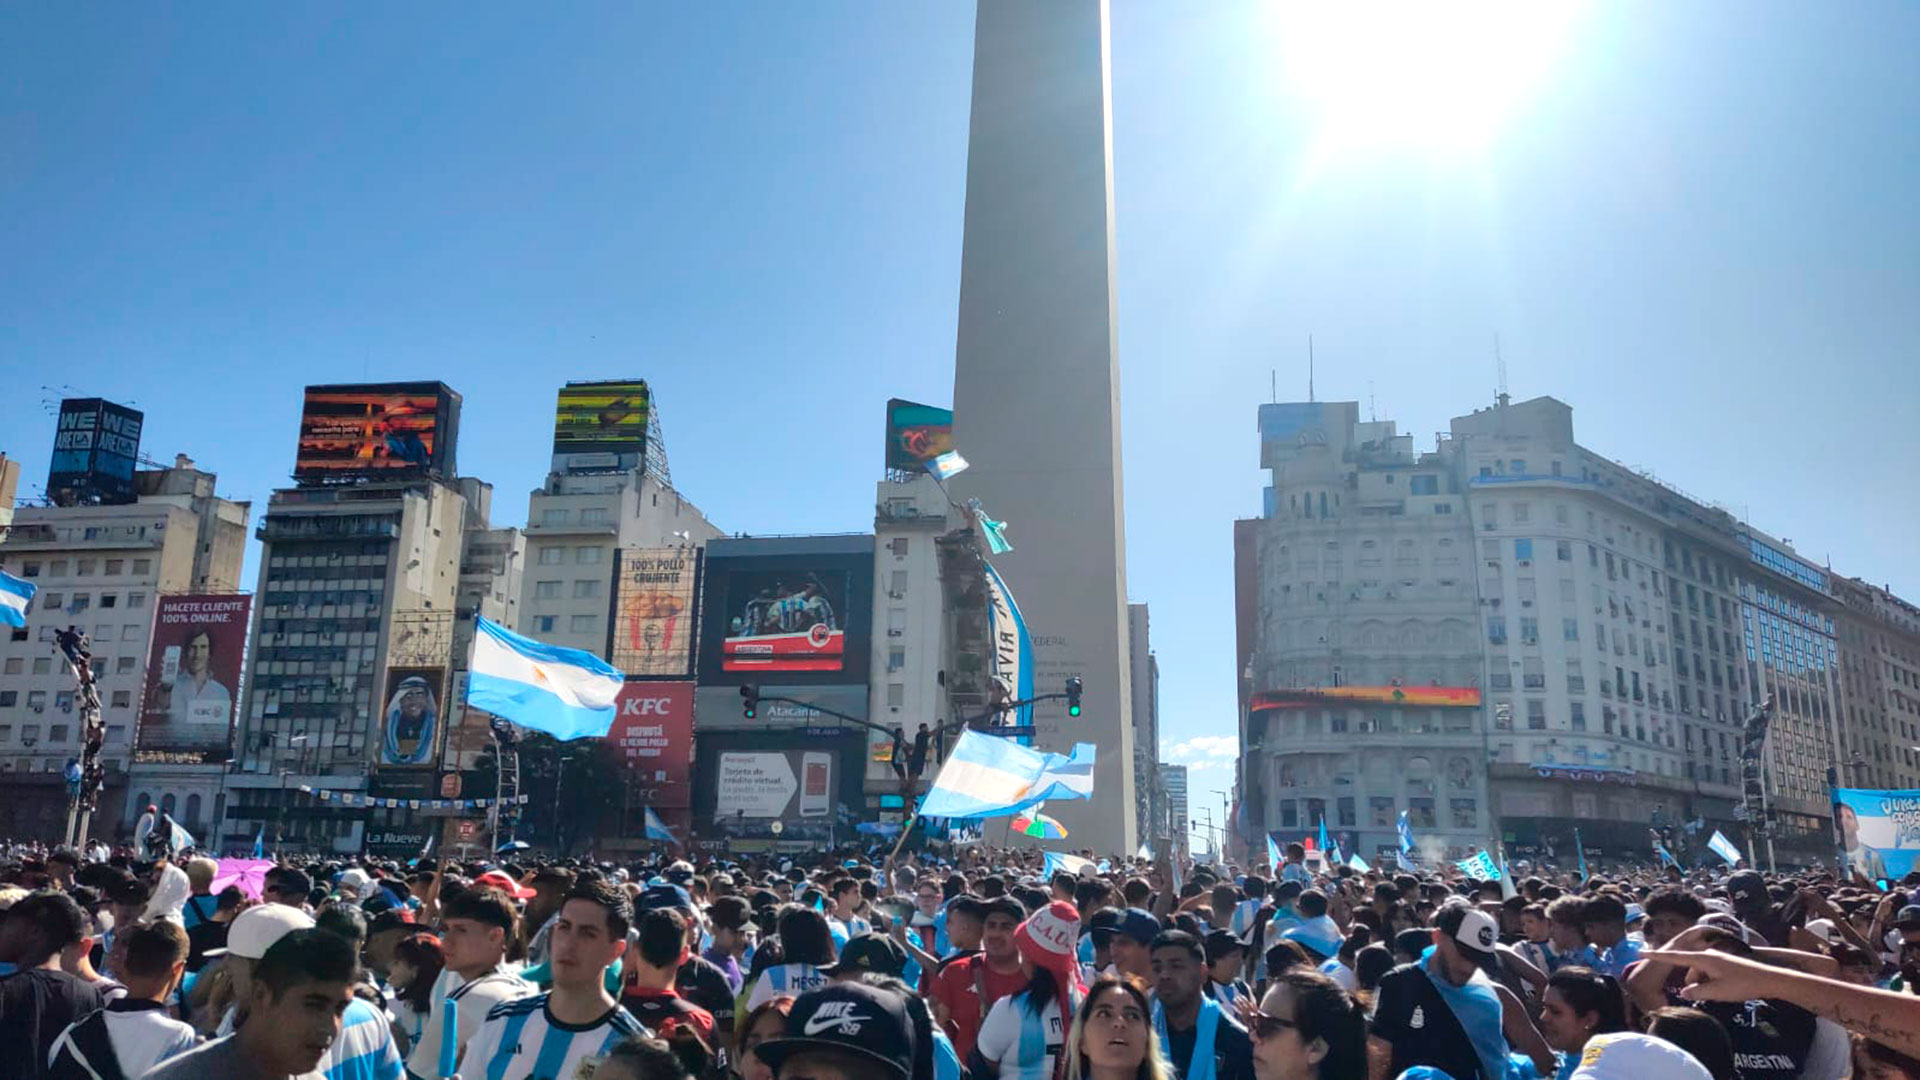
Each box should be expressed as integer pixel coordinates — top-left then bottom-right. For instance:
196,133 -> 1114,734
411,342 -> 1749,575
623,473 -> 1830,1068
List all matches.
383,676 -> 436,764
1149,929 -> 1254,1080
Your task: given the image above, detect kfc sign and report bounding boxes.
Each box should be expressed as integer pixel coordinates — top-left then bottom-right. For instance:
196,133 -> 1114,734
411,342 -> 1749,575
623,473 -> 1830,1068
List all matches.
610,681 -> 694,808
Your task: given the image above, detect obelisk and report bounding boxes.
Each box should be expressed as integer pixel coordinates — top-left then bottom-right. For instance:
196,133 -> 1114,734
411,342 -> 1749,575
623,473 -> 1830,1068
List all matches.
949,0 -> 1137,855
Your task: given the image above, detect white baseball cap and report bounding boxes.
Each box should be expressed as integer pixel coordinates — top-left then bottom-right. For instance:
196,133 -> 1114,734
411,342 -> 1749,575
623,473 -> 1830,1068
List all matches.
1803,918 -> 1841,947
1570,1033 -> 1712,1080
1449,907 -> 1501,960
205,902 -> 315,959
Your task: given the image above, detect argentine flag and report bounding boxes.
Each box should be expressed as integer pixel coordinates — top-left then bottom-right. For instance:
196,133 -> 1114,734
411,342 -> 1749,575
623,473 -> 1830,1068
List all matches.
1397,809 -> 1416,855
644,806 -> 676,844
1707,829 -> 1744,866
466,616 -> 625,740
916,729 -> 1096,820
1043,851 -> 1096,877
0,569 -> 37,628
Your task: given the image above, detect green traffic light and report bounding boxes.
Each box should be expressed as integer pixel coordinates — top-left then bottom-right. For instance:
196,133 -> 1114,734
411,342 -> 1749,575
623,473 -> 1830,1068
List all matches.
1068,704 -> 1081,717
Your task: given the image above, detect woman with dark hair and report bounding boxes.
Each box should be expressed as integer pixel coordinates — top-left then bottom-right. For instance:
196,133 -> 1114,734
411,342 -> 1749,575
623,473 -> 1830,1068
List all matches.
733,996 -> 793,1080
387,931 -> 444,1054
1538,967 -> 1629,1079
974,902 -> 1084,1080
744,907 -> 831,1011
1064,977 -> 1172,1080
1243,970 -> 1366,1080
1350,944 -> 1395,1013
1644,1006 -> 1734,1080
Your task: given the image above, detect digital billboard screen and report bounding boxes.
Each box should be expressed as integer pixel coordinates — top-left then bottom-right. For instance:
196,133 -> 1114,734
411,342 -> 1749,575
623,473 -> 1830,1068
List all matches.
554,380 -> 651,456
48,398 -> 144,506
293,382 -> 460,483
137,594 -> 252,764
693,727 -> 867,843
609,681 -> 693,808
884,398 -> 953,472
716,568 -> 851,673
380,667 -> 445,767
611,548 -> 700,677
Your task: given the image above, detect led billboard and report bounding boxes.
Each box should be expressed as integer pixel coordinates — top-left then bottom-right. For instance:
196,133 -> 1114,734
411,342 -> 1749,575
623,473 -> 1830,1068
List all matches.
380,667 -> 445,767
611,548 -> 700,677
48,398 -> 144,506
1250,686 -> 1482,711
293,382 -> 460,483
693,727 -> 867,843
137,594 -> 252,764
697,539 -> 873,687
716,568 -> 851,673
884,398 -> 953,472
554,380 -> 650,456
609,681 -> 693,808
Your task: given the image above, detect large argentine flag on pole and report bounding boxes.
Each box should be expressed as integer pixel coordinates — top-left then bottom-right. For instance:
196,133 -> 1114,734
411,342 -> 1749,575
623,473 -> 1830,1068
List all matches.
981,562 -> 1035,738
466,616 -> 625,740
916,729 -> 1096,820
0,569 -> 37,628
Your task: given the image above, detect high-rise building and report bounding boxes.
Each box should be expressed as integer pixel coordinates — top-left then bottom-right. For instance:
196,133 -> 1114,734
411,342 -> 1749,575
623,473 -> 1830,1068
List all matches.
1833,579 -> 1920,791
520,381 -> 721,658
872,469 -> 949,811
0,454 -> 249,841
1128,605 -> 1162,840
1160,762 -> 1188,856
1241,394 -> 1848,869
0,453 -> 20,533
948,0 -> 1136,855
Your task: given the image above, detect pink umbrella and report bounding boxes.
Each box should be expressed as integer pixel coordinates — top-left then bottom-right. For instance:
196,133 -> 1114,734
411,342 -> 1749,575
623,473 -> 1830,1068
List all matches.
210,858 -> 275,900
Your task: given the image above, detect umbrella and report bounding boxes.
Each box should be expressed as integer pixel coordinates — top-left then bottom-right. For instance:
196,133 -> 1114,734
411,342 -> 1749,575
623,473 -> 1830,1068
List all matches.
210,858 -> 275,900
495,840 -> 531,855
1011,806 -> 1068,840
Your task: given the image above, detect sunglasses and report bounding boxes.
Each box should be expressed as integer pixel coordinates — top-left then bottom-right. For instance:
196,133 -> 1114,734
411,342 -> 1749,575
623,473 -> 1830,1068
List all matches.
1248,1012 -> 1301,1041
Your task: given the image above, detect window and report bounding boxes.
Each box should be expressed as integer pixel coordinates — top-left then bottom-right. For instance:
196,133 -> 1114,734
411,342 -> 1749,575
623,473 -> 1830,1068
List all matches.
116,656 -> 136,674
575,547 -> 603,565
1434,503 -> 1453,514
1554,503 -> 1570,524
572,580 -> 600,599
1515,538 -> 1534,562
887,683 -> 905,708
109,690 -> 130,709
534,615 -> 557,633
890,571 -> 909,596
541,508 -> 570,526
1520,617 -> 1539,645
1483,504 -> 1498,527
537,547 -> 566,566
1511,459 -> 1526,474
32,657 -> 51,675
127,592 -> 146,609
132,559 -> 151,575
99,592 -> 117,609
1563,618 -> 1579,641
27,691 -> 46,711
49,724 -> 68,744
1556,541 -> 1573,562
123,624 -> 139,641
69,593 -> 90,613
887,647 -> 906,673
41,592 -> 64,610
534,581 -> 561,600
579,508 -> 609,526
890,537 -> 910,556
1370,796 -> 1397,827
1410,475 -> 1438,495
1408,797 -> 1436,829
1571,702 -> 1587,731
1451,798 -> 1478,829
569,614 -> 597,634
1281,801 -> 1299,829
20,562 -> 40,578
1527,700 -> 1547,729
1513,503 -> 1531,524
76,560 -> 95,576
0,692 -> 13,707
1487,617 -> 1507,645
94,625 -> 113,642
104,559 -> 124,575
1,658 -> 17,675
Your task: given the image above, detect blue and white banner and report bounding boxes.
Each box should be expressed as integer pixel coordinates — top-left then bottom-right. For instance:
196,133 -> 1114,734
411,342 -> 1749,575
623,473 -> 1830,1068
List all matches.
925,451 -> 969,482
1268,833 -> 1283,870
1397,810 -> 1416,855
1455,850 -> 1502,881
1832,788 -> 1920,879
0,569 -> 37,628
1707,829 -> 1744,867
467,616 -> 625,741
916,729 -> 1096,820
981,562 -> 1036,740
1043,851 -> 1096,877
1348,852 -> 1371,872
1654,841 -> 1679,869
643,806 -> 676,844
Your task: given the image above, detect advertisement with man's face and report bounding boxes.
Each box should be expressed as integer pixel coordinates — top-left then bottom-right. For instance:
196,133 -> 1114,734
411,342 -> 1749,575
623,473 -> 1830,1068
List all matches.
381,667 -> 445,767
137,594 -> 251,764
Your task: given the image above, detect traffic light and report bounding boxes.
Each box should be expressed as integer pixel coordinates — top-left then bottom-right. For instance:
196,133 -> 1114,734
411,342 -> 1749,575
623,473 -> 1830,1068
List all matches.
1065,677 -> 1083,718
740,685 -> 759,720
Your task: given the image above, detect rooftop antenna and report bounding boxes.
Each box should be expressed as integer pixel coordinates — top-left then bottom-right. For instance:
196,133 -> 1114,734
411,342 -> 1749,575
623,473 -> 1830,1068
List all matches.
1495,335 -> 1509,407
1308,335 -> 1316,403
1270,368 -> 1276,404
1368,380 -> 1377,421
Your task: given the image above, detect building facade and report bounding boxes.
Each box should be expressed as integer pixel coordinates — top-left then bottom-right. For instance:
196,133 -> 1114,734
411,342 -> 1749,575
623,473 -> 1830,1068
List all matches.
1160,762 -> 1188,856
871,472 -> 948,812
1128,604 -> 1164,843
0,456 -> 249,842
1834,578 -> 1920,792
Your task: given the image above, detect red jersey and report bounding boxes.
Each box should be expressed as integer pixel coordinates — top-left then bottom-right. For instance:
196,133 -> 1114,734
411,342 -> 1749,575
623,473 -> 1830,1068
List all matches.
622,986 -> 716,1045
930,954 -> 1028,1062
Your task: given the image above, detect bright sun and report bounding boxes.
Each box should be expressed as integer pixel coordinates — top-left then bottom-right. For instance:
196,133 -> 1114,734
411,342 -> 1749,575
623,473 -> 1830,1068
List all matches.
1267,1 -> 1585,153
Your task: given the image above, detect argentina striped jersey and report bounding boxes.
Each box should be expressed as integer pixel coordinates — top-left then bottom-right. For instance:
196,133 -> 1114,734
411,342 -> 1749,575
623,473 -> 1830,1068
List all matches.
462,993 -> 647,1080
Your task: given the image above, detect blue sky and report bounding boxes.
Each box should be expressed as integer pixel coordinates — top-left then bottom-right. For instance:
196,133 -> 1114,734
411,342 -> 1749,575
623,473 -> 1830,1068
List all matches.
5,3 -> 1916,801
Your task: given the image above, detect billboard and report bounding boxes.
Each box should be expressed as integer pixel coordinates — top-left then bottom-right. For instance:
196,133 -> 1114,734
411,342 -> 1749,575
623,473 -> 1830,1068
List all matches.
554,380 -> 651,456
136,594 -> 251,764
885,398 -> 953,472
1834,788 -> 1920,880
609,681 -> 694,808
717,568 -> 851,673
380,667 -> 445,767
1251,686 -> 1483,711
293,382 -> 460,483
611,548 -> 700,677
695,730 -> 867,843
48,398 -> 144,506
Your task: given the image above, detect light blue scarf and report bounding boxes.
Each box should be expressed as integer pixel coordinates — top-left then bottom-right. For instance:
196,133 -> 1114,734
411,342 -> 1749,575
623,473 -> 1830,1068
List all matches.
1417,947 -> 1507,1080
1152,994 -> 1221,1080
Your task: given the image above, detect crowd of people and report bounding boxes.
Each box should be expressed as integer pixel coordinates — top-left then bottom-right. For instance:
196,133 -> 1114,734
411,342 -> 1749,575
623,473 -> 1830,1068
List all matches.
0,834 -> 1918,1080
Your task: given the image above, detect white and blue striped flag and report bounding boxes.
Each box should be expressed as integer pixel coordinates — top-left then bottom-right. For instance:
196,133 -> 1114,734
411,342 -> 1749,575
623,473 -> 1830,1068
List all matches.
0,569 -> 37,628
925,451 -> 969,482
1397,809 -> 1416,855
643,806 -> 676,844
466,616 -> 625,740
916,729 -> 1096,820
1348,852 -> 1371,872
1043,851 -> 1096,877
1707,829 -> 1744,866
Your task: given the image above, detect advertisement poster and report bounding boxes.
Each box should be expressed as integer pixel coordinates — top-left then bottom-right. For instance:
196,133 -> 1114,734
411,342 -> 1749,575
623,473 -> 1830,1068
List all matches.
293,382 -> 459,482
884,398 -> 953,472
137,594 -> 252,764
381,667 -> 445,767
1833,788 -> 1920,880
609,681 -> 693,808
48,398 -> 144,506
611,548 -> 700,676
715,750 -> 834,819
553,380 -> 650,455
719,568 -> 850,673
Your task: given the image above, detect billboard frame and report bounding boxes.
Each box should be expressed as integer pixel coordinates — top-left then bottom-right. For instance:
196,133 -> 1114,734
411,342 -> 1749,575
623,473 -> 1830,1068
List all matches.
292,381 -> 461,485
553,380 -> 651,458
135,594 -> 252,765
379,666 -> 446,768
609,547 -> 701,678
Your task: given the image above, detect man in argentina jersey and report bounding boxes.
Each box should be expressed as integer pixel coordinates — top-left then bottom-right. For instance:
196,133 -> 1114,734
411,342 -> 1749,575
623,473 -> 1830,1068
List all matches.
461,879 -> 649,1080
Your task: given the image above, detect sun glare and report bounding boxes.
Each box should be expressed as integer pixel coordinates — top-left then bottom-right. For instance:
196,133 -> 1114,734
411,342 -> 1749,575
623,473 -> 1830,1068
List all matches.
1269,1 -> 1584,154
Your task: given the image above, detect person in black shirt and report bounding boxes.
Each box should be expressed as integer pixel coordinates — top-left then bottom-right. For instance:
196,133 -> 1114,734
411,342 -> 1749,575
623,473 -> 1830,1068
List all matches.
1149,929 -> 1254,1080
1370,905 -> 1510,1080
0,891 -> 108,1080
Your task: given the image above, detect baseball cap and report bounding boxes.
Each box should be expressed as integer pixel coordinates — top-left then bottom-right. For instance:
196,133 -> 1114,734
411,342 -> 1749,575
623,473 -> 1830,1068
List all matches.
205,902 -> 315,959
1114,907 -> 1160,946
1569,1032 -> 1712,1080
1624,903 -> 1646,927
822,932 -> 907,977
1726,870 -> 1767,904
474,870 -> 535,900
1444,906 -> 1500,961
1803,918 -> 1842,946
1086,907 -> 1121,947
638,883 -> 695,914
336,868 -> 371,898
1892,904 -> 1920,931
367,909 -> 417,939
1204,928 -> 1247,962
756,983 -> 916,1080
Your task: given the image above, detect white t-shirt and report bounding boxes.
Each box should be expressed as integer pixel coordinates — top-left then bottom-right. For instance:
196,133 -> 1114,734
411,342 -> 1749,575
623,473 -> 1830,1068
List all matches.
745,963 -> 826,1012
976,990 -> 1066,1080
404,965 -> 535,1079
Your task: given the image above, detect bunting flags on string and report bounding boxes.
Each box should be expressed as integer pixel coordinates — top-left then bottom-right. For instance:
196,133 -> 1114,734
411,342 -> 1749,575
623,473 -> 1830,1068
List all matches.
294,785 -> 529,810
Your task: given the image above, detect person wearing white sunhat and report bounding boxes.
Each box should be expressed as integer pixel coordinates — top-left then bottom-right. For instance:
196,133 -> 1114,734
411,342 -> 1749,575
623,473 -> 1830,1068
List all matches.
1566,1031 -> 1712,1080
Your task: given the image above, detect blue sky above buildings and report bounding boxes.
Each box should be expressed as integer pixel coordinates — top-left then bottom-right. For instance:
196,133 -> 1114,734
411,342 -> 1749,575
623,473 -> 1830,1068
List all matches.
4,3 -> 1916,791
